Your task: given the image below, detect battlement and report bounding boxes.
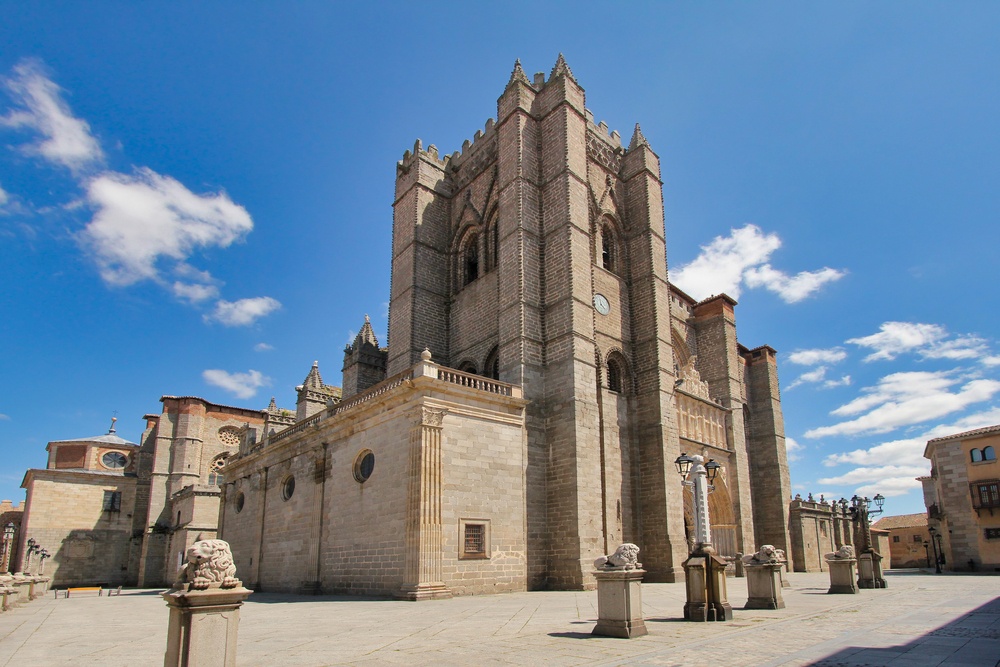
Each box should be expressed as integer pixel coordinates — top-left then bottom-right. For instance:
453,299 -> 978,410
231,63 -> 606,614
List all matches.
397,113 -> 500,180
585,108 -> 623,149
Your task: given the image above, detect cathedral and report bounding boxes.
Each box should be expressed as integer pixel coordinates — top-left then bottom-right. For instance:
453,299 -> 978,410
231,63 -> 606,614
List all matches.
17,57 -> 791,596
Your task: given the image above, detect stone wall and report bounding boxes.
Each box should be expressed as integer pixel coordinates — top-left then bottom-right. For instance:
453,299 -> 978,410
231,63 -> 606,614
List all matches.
221,360 -> 528,597
20,472 -> 138,586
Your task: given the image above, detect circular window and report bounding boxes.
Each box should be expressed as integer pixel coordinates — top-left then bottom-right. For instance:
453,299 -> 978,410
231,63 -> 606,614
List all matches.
101,451 -> 127,469
235,492 -> 245,513
281,476 -> 295,501
354,450 -> 375,483
218,426 -> 241,447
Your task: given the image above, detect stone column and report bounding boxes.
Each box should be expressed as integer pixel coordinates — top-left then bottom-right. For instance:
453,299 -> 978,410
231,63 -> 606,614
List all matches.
825,547 -> 859,594
743,562 -> 785,610
162,538 -> 252,667
398,406 -> 451,600
592,569 -> 647,638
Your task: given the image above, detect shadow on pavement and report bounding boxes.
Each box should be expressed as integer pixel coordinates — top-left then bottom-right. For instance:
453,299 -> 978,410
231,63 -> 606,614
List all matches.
806,596 -> 1000,667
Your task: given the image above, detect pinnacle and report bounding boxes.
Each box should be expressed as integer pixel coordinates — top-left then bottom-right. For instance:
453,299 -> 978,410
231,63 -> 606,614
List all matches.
506,58 -> 530,88
301,362 -> 323,389
550,53 -> 577,83
628,123 -> 648,150
267,396 -> 278,412
353,315 -> 380,348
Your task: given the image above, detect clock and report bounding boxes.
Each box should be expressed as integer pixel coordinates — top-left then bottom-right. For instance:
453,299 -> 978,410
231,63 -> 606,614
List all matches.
593,293 -> 610,316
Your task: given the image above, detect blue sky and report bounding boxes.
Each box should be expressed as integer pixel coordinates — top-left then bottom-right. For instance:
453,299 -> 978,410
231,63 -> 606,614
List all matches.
2,3 -> 999,517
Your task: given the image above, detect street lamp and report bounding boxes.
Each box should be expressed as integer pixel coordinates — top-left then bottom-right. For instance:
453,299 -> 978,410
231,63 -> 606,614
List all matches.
22,538 -> 35,573
1,522 -> 14,573
674,452 -> 732,622
848,495 -> 887,589
38,550 -> 50,576
927,526 -> 944,573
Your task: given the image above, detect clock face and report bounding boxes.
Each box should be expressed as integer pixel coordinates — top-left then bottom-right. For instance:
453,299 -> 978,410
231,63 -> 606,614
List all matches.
101,451 -> 127,469
594,293 -> 610,316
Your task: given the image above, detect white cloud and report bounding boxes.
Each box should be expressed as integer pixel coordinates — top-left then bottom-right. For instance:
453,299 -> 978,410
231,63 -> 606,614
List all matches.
80,168 -> 254,286
670,224 -> 844,303
787,348 -> 847,366
253,342 -> 273,352
805,370 -> 1000,438
202,369 -> 270,400
0,183 -> 8,207
845,322 -> 992,363
744,264 -> 845,304
984,355 -> 1000,367
0,413 -> 10,421
821,407 -> 1000,468
823,375 -> 852,389
206,297 -> 281,327
787,366 -> 828,390
172,281 -> 220,304
786,436 -> 803,462
856,477 -> 923,498
817,464 -> 928,487
1,60 -> 103,171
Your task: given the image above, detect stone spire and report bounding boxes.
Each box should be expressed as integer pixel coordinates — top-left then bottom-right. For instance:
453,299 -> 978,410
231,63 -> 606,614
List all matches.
506,58 -> 530,88
628,123 -> 648,151
353,314 -> 380,348
299,361 -> 323,390
266,397 -> 278,413
550,53 -> 577,84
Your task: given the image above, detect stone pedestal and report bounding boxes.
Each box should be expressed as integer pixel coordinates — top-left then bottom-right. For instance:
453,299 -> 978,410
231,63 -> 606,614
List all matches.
0,586 -> 13,611
162,586 -> 253,667
12,575 -> 31,603
743,563 -> 785,609
32,576 -> 49,598
591,569 -> 647,638
826,558 -> 858,594
858,551 -> 887,589
683,550 -> 733,622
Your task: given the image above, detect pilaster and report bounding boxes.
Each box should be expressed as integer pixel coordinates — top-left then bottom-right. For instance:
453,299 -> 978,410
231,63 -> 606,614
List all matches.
398,406 -> 451,600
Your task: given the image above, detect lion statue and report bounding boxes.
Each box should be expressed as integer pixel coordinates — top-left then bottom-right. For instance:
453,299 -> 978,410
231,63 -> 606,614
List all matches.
175,538 -> 241,590
824,544 -> 856,561
594,543 -> 642,570
742,544 -> 780,565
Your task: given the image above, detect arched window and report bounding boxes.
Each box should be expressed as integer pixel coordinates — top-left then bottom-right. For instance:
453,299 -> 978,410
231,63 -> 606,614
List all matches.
607,358 -> 623,392
984,446 -> 996,461
972,448 -> 983,463
598,220 -> 619,274
463,232 -> 480,286
458,361 -> 477,374
606,352 -> 629,393
483,346 -> 499,381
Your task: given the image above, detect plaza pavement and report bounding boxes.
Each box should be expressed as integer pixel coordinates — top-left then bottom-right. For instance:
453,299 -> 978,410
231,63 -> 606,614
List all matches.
0,570 -> 997,666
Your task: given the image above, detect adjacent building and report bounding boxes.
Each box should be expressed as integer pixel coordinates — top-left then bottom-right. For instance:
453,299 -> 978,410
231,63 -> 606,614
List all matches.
921,424 -> 1000,572
871,513 -> 929,569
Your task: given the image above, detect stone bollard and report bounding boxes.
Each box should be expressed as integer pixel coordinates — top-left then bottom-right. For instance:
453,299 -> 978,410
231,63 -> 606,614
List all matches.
824,545 -> 859,594
591,543 -> 648,638
162,538 -> 252,667
741,546 -> 785,610
682,547 -> 733,622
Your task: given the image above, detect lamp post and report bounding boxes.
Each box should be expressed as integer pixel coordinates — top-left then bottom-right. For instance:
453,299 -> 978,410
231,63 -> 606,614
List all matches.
846,494 -> 886,588
922,542 -> 931,569
22,538 -> 35,574
38,550 -> 50,576
674,453 -> 732,622
1,522 -> 14,573
928,526 -> 944,573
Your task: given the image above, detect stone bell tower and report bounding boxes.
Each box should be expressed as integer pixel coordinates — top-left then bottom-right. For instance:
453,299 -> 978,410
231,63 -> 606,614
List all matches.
387,55 -> 787,589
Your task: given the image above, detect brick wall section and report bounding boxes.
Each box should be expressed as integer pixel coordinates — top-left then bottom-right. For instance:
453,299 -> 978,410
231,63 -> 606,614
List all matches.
692,296 -> 756,558
743,347 -> 792,556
